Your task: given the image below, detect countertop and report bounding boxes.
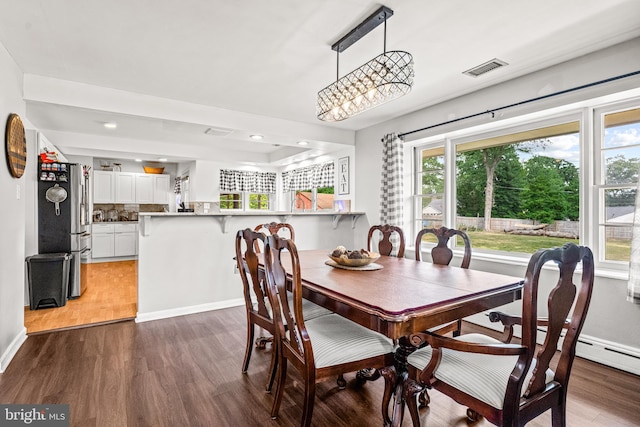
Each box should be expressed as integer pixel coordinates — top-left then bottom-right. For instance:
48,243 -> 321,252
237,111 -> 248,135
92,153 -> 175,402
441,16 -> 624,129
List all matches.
138,211 -> 363,217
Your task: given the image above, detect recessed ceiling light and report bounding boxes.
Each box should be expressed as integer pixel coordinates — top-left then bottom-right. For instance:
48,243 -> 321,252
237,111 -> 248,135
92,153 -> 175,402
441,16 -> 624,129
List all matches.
103,122 -> 117,129
158,158 -> 167,162
135,159 -> 142,162
249,134 -> 263,140
297,141 -> 309,146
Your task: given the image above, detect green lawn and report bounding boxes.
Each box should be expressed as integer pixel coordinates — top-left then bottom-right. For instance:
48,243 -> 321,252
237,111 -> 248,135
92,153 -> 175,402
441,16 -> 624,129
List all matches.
422,230 -> 631,261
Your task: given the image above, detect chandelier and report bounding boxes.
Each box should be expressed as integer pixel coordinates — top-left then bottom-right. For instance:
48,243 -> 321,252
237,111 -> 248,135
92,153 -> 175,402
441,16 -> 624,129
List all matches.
317,6 -> 414,122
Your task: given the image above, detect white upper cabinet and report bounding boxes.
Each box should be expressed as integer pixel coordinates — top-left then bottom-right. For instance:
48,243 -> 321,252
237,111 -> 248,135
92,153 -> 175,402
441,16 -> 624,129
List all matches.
115,172 -> 136,203
153,174 -> 170,204
93,171 -> 169,204
135,174 -> 155,203
93,171 -> 115,203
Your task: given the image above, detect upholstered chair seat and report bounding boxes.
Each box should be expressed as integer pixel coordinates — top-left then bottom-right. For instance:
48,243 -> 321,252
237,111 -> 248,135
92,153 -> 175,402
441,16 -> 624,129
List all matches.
407,333 -> 554,410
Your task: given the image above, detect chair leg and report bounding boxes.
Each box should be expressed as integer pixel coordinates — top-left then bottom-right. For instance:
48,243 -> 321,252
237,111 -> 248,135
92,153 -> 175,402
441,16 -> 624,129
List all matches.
301,372 -> 317,427
337,373 -> 346,389
266,343 -> 278,392
242,321 -> 255,373
270,357 -> 287,419
404,378 -> 424,427
551,401 -> 566,427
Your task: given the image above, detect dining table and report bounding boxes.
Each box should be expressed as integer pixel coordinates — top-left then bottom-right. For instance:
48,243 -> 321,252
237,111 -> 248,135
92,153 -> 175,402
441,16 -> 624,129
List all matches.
269,249 -> 524,426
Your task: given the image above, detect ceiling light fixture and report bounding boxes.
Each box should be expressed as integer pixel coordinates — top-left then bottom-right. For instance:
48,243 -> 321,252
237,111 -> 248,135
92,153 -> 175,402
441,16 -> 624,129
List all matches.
135,159 -> 142,162
316,6 -> 414,122
297,141 -> 309,146
158,158 -> 167,162
103,122 -> 117,129
249,134 -> 264,140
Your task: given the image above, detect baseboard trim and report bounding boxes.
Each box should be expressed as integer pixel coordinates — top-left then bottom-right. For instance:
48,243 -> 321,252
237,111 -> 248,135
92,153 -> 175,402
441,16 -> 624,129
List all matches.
0,327 -> 28,373
135,298 -> 245,323
466,313 -> 640,376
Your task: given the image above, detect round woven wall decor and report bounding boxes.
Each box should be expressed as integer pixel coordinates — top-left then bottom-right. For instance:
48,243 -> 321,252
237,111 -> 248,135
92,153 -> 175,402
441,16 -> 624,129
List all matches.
5,113 -> 26,178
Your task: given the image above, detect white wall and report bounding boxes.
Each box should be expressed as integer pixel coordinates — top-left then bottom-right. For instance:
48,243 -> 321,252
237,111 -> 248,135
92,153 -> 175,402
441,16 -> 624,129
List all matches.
0,41 -> 29,372
354,38 -> 640,372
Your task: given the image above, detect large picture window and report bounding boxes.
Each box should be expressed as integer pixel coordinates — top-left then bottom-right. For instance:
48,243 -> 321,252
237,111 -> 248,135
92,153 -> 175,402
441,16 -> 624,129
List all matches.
414,118 -> 582,258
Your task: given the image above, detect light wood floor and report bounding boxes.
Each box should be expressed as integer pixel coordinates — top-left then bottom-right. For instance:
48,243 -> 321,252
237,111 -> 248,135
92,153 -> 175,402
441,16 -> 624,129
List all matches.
24,260 -> 137,334
2,307 -> 639,426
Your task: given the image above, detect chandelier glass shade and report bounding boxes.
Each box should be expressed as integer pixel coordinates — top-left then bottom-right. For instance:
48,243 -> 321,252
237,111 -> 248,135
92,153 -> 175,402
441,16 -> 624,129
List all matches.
317,50 -> 414,121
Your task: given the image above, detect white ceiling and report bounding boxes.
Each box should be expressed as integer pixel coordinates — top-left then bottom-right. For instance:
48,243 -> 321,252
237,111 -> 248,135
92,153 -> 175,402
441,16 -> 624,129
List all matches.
1,0 -> 640,165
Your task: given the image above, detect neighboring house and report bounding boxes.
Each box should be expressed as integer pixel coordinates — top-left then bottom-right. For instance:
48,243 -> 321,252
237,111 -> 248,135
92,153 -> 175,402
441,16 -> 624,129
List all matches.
607,205 -> 635,223
295,192 -> 334,210
422,199 -> 443,216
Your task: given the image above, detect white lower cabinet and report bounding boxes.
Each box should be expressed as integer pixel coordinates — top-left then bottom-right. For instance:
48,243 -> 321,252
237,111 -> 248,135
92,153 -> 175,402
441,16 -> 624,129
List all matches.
92,223 -> 138,259
115,227 -> 138,256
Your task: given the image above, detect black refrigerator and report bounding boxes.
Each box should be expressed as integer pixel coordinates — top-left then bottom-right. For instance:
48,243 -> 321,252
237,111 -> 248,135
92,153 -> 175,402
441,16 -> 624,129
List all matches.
38,162 -> 91,298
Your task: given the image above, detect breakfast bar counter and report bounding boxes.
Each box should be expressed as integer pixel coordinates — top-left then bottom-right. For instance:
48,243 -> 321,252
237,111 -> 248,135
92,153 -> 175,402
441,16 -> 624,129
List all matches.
136,211 -> 368,322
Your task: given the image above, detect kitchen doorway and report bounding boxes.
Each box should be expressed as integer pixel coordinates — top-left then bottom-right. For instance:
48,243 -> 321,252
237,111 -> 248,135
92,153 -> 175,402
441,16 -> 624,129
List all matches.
24,260 -> 137,333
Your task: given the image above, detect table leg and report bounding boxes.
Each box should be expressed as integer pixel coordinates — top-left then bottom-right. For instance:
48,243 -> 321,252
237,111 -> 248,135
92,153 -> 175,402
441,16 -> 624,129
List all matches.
380,336 -> 419,426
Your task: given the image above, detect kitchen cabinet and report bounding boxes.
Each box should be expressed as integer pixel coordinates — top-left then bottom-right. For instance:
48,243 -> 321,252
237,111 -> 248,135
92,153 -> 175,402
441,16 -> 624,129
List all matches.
93,171 -> 169,204
93,171 -> 115,203
92,224 -> 115,258
135,174 -> 169,204
92,223 -> 138,258
115,224 -> 138,256
153,174 -> 170,203
115,172 -> 136,203
135,175 -> 154,203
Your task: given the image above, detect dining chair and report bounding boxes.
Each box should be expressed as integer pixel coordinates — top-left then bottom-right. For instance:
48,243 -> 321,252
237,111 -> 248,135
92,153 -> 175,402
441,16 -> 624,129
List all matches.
235,228 -> 332,392
367,224 -> 405,257
236,228 -> 279,392
404,243 -> 595,427
413,226 -> 472,404
415,226 -> 471,268
254,222 -> 295,252
263,234 -> 396,427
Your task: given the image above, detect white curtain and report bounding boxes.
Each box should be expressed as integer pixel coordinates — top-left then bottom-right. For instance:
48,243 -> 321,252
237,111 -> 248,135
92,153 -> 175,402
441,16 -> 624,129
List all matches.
628,175 -> 640,304
380,133 -> 403,227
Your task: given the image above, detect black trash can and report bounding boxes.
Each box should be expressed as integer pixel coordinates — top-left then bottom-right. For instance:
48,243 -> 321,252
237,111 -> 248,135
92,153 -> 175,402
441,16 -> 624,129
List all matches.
26,253 -> 71,310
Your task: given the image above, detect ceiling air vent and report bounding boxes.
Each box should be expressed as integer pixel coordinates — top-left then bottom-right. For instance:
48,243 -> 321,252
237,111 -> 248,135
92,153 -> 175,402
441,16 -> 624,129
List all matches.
463,58 -> 508,78
204,126 -> 233,137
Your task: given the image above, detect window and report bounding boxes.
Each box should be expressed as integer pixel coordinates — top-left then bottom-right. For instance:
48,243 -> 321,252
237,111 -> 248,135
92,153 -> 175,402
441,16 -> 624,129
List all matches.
414,118 -> 582,257
220,192 -> 242,210
219,169 -> 276,211
283,161 -> 335,211
595,104 -> 640,263
249,193 -> 270,210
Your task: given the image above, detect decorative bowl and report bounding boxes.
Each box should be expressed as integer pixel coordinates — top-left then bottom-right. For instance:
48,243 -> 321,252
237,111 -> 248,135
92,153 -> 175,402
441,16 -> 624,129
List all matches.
328,251 -> 380,267
143,166 -> 165,174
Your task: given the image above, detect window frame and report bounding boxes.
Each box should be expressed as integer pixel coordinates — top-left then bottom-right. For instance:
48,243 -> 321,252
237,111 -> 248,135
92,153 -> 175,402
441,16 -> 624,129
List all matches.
412,111 -> 588,263
593,98 -> 640,270
220,191 -> 273,211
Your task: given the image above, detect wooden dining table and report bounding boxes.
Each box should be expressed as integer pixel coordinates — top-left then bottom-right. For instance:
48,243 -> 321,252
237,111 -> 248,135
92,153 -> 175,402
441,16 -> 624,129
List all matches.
272,249 -> 524,426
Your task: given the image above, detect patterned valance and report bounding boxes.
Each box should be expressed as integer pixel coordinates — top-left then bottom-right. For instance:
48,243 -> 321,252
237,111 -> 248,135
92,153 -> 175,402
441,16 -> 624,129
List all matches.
282,161 -> 335,192
220,169 -> 276,193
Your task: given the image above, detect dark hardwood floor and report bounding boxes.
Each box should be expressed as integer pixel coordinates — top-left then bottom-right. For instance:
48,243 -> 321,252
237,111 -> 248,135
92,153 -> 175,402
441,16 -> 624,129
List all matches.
1,306 -> 639,426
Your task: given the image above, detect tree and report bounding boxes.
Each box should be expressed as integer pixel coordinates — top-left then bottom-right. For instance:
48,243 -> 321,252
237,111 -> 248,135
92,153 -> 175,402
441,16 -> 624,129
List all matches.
481,146 -> 505,231
456,151 -> 486,217
421,155 -> 445,211
521,156 -> 569,223
605,154 -> 639,207
456,146 -> 525,225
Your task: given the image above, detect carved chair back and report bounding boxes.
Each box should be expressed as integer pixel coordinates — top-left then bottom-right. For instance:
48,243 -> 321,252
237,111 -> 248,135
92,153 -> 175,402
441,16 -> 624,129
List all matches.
415,226 -> 472,268
254,222 -> 295,252
367,224 -> 405,257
